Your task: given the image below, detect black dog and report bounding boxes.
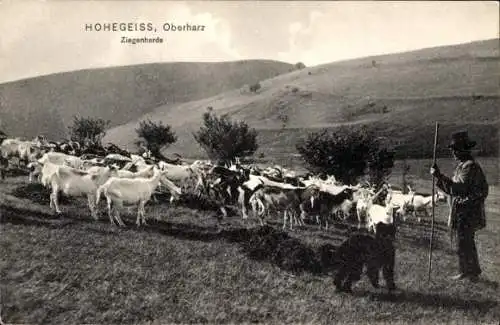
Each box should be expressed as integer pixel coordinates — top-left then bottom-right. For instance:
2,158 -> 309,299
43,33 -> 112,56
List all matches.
333,223 -> 396,293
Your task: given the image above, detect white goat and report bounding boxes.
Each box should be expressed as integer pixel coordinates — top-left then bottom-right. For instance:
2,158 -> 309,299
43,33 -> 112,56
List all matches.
402,193 -> 442,223
355,188 -> 374,229
356,186 -> 386,229
31,152 -> 83,184
366,203 -> 397,234
48,164 -> 114,219
40,161 -> 60,187
158,161 -> 200,188
104,153 -> 131,162
38,152 -> 84,170
395,185 -> 445,223
27,161 -> 43,183
385,188 -> 415,222
96,167 -> 182,227
115,164 -> 155,178
0,138 -> 33,164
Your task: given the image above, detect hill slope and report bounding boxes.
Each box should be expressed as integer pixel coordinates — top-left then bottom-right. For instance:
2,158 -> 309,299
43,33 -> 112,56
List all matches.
0,60 -> 294,140
104,39 -> 500,159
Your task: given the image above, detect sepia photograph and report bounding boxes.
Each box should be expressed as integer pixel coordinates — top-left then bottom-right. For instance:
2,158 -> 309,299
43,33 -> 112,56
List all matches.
0,1 -> 498,324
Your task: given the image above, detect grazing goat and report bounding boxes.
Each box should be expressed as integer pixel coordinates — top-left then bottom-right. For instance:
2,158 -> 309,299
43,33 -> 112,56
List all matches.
242,174 -> 304,219
366,203 -> 397,234
115,164 -> 155,179
236,174 -> 298,220
0,138 -> 33,165
39,161 -> 61,187
26,161 -> 43,183
200,166 -> 251,219
38,152 -> 84,170
300,188 -> 354,230
48,165 -> 114,219
356,186 -> 386,229
32,152 -> 83,184
96,167 -> 182,227
238,175 -> 265,220
390,186 -> 446,223
333,198 -> 355,222
301,178 -> 351,196
251,185 -> 319,230
400,192 -> 442,223
158,161 -> 201,193
385,190 -> 414,222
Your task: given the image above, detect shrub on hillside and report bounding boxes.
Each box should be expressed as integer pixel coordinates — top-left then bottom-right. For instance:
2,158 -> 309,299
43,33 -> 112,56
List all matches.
68,116 -> 110,146
249,82 -> 261,93
135,119 -> 177,157
193,111 -> 258,164
295,62 -> 306,70
296,126 -> 395,186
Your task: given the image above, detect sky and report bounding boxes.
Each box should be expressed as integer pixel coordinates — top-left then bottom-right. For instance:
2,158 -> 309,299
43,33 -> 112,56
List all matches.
0,1 -> 498,84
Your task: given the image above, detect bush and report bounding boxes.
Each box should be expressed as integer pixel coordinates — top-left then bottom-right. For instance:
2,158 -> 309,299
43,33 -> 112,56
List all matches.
193,111 -> 258,164
135,119 -> 177,157
68,116 -> 110,146
296,126 -> 394,185
295,62 -> 306,70
249,82 -> 261,93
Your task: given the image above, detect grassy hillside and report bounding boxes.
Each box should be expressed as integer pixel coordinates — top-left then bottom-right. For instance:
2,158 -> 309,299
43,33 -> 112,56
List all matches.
0,60 -> 294,140
103,39 -> 499,159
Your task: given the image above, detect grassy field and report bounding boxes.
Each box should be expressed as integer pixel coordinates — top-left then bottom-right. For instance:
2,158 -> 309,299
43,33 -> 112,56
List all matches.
1,166 -> 499,324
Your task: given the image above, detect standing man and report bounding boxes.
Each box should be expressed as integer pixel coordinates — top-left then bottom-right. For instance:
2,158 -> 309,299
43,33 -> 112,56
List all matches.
430,131 -> 488,282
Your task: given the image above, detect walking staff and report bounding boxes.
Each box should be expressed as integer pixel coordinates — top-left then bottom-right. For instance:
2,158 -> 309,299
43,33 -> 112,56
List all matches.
428,122 -> 439,282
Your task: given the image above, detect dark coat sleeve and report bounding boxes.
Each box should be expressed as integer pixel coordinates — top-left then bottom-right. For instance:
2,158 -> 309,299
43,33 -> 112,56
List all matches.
436,160 -> 488,201
436,160 -> 489,230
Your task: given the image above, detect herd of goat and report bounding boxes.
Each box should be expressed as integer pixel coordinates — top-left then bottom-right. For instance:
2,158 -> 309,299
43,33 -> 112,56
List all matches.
0,135 -> 450,233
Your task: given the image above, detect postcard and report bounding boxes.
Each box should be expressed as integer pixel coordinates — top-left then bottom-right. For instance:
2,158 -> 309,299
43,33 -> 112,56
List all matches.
0,1 -> 498,324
